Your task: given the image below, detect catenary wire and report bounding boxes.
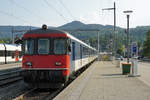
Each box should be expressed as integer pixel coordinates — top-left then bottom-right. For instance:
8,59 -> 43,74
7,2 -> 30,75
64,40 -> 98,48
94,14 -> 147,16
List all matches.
43,0 -> 69,22
0,10 -> 30,25
58,0 -> 76,21
8,0 -> 48,24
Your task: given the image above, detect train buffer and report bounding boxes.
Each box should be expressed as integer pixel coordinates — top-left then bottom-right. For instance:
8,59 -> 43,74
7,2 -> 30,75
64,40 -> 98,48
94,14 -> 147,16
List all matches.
54,61 -> 150,100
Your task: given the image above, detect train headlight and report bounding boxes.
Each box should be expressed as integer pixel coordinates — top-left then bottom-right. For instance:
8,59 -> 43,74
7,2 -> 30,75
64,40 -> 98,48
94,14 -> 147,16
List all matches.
55,62 -> 62,66
26,62 -> 32,66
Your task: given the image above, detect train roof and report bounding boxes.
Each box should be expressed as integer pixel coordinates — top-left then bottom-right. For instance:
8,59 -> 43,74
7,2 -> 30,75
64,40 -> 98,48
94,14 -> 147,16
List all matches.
24,27 -> 97,51
25,28 -> 65,34
66,33 -> 97,51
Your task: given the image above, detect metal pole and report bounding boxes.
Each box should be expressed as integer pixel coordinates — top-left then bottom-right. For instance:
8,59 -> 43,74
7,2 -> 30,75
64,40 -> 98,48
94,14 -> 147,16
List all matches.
114,2 -> 116,57
102,2 -> 116,57
123,10 -> 133,63
127,15 -> 130,63
98,31 -> 99,53
12,26 -> 14,44
97,31 -> 100,61
114,2 -> 116,32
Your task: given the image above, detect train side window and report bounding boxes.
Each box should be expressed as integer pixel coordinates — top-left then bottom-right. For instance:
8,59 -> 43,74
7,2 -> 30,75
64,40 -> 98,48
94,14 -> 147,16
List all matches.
19,51 -> 22,58
0,50 -> 4,56
80,45 -> 82,59
11,51 -> 14,58
7,51 -> 9,56
7,51 -> 12,56
54,39 -> 66,55
83,46 -> 88,56
38,39 -> 49,54
24,39 -> 34,54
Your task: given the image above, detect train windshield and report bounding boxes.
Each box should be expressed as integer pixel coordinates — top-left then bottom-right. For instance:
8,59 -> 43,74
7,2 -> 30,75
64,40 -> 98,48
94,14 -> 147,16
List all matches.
24,39 -> 34,54
38,39 -> 49,54
54,39 -> 66,54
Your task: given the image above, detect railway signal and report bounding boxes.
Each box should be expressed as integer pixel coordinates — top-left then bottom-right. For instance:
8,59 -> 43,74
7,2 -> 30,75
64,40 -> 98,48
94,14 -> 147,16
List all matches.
102,2 -> 117,58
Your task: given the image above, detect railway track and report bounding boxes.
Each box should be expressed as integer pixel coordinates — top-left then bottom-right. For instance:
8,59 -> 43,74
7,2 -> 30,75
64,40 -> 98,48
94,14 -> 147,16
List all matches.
0,69 -> 22,87
13,88 -> 63,100
12,60 -> 96,100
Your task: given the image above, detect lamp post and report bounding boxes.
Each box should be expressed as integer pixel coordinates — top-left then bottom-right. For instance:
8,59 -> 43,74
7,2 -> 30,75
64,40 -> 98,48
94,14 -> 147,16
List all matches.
123,10 -> 133,63
102,2 -> 116,57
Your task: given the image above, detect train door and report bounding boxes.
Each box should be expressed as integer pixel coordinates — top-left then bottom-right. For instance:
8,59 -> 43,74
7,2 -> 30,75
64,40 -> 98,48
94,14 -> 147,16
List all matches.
70,42 -> 75,73
80,45 -> 82,66
72,42 -> 75,61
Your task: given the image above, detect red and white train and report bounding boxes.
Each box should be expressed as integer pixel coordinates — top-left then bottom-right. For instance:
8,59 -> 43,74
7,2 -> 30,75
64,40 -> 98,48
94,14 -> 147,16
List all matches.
20,25 -> 97,88
0,43 -> 22,64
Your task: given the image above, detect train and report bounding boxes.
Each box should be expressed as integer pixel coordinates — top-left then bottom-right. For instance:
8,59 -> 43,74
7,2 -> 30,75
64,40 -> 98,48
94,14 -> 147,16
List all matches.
20,25 -> 97,88
0,43 -> 22,64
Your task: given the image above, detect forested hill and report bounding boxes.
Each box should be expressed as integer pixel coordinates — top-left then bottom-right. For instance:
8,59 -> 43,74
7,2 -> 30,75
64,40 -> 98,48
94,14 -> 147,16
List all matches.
130,26 -> 150,42
58,21 -> 121,30
0,21 -> 150,46
58,21 -> 150,46
0,26 -> 37,39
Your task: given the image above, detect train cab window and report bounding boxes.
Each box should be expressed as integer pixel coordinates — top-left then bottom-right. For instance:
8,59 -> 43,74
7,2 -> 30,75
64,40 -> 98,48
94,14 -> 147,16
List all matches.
38,39 -> 49,54
24,39 -> 34,54
54,39 -> 66,55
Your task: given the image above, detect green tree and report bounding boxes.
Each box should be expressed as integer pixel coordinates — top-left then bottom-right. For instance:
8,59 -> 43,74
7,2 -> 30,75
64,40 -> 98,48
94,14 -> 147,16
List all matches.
143,30 -> 150,58
117,48 -> 123,55
0,40 -> 5,44
137,41 -> 141,55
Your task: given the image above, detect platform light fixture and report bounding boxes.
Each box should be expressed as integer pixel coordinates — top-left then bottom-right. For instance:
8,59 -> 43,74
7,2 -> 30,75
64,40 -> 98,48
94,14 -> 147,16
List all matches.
123,10 -> 133,63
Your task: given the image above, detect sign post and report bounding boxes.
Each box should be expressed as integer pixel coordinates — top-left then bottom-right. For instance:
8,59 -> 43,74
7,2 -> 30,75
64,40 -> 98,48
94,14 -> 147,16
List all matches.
132,42 -> 138,57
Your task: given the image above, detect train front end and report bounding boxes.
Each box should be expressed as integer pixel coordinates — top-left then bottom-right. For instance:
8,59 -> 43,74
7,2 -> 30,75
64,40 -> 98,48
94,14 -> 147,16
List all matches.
21,26 -> 70,88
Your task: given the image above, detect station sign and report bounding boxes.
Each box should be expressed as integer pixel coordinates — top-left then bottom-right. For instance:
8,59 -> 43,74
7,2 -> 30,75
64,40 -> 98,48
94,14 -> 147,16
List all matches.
133,45 -> 137,53
132,42 -> 138,56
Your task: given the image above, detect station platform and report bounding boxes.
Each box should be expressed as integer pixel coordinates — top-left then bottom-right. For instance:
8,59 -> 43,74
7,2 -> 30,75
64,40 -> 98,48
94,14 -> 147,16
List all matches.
54,61 -> 150,100
0,62 -> 21,71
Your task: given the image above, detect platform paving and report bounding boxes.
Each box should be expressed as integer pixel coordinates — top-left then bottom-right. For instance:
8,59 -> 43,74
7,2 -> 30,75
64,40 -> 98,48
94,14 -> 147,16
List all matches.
0,62 -> 21,71
138,62 -> 150,87
54,61 -> 150,100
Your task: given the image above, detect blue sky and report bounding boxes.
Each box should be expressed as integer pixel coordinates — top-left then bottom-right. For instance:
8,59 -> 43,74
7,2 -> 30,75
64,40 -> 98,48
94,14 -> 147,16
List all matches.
0,0 -> 150,28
